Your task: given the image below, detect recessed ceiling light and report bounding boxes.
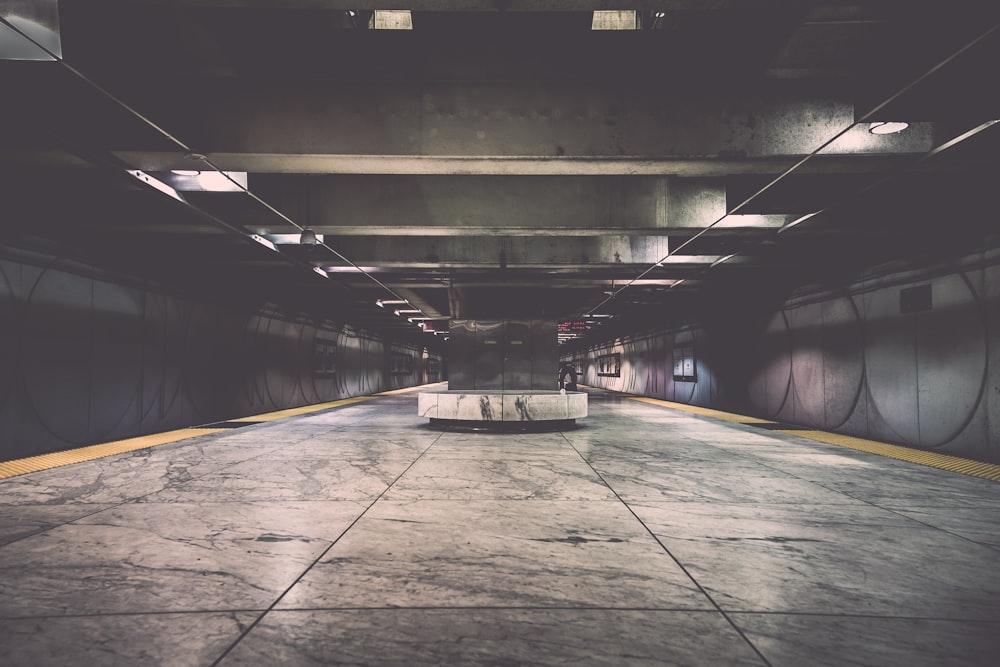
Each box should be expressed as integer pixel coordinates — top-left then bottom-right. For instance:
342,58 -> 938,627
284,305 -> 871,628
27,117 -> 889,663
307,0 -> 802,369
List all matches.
249,233 -> 278,252
869,121 -> 909,135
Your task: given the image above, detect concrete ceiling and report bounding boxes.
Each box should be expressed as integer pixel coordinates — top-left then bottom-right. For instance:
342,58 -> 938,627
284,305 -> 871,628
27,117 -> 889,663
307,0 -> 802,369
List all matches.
2,0 -> 999,348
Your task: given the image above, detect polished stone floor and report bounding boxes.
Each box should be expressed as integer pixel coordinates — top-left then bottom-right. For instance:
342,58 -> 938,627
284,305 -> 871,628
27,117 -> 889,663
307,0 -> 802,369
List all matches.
2,388 -> 1000,666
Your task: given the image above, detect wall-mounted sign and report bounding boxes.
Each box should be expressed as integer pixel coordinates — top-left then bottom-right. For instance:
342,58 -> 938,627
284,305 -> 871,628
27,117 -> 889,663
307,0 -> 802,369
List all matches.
673,345 -> 696,382
313,337 -> 337,378
597,352 -> 621,377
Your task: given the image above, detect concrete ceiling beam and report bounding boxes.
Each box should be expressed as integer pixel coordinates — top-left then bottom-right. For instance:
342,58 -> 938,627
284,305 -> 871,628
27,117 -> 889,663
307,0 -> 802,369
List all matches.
113,83 -> 933,168
237,175 -> 807,237
121,154 -> 935,177
306,235 -> 677,267
122,1 -> 806,12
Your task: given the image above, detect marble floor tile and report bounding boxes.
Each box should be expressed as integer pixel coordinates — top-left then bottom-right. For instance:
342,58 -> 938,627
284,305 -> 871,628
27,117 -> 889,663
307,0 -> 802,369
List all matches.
591,458 -> 859,505
383,455 -> 616,500
432,430 -> 578,453
0,504 -> 113,546
271,434 -> 438,461
886,505 -> 1000,551
220,609 -> 767,667
0,435 -> 291,506
3,388 -> 999,666
566,434 -> 719,462
0,611 -> 258,667
142,454 -> 415,503
796,465 -> 1000,508
277,499 -> 712,610
731,613 -> 1000,667
629,500 -> 1000,619
0,452 -> 210,506
0,501 -> 367,616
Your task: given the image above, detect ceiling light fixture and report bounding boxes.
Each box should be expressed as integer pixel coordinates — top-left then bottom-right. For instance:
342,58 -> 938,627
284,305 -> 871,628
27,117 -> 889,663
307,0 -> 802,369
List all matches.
394,309 -> 421,316
171,170 -> 200,176
126,170 -> 183,202
869,121 -> 909,135
778,211 -> 821,234
376,299 -> 408,308
710,253 -> 738,268
312,267 -> 329,278
250,233 -> 278,252
372,10 -> 413,30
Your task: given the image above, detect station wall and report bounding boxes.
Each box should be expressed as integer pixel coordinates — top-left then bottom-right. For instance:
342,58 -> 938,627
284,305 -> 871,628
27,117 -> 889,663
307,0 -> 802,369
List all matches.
0,248 -> 440,462
577,248 -> 1000,463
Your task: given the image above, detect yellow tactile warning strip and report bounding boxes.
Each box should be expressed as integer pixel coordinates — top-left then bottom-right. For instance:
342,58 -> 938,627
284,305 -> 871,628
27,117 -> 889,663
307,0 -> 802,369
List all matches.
376,381 -> 448,396
0,428 -> 224,480
0,393 -> 389,480
629,396 -> 773,424
628,395 -> 1000,483
785,431 -> 1000,482
225,396 -> 375,423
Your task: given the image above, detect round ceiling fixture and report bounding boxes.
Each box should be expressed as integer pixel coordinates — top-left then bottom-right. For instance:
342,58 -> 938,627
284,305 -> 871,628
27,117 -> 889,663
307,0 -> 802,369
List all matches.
869,121 -> 909,135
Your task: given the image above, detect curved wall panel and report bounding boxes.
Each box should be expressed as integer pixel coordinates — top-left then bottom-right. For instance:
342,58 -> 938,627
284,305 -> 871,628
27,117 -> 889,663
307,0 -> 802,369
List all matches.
820,296 -> 865,430
787,300 -> 828,427
262,317 -> 305,410
0,261 -> 16,417
580,252 -> 999,463
787,295 -> 864,430
0,250 -> 440,462
87,279 -> 145,442
183,303 -> 245,423
987,261 -> 1000,452
22,262 -> 97,445
746,312 -> 792,420
138,292 -> 186,434
913,274 -> 987,447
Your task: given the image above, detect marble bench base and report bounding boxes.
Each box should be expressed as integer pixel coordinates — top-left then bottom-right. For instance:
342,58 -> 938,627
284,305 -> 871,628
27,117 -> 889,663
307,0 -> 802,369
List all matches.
418,390 -> 587,432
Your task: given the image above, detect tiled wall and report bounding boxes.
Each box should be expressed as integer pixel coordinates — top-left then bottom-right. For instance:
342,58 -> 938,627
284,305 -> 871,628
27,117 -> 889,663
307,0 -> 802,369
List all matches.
0,249 -> 439,461
581,248 -> 1000,463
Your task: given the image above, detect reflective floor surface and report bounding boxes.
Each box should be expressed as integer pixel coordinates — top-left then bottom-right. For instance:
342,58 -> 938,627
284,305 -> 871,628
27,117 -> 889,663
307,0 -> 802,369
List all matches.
2,389 -> 1000,666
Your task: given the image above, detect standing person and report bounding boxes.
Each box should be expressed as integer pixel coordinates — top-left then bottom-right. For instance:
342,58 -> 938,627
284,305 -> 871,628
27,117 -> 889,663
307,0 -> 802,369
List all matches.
558,362 -> 578,391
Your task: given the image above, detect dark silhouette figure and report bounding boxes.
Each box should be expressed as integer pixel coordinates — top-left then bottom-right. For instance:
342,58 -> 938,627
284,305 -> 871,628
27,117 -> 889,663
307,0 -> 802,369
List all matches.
558,362 -> 578,391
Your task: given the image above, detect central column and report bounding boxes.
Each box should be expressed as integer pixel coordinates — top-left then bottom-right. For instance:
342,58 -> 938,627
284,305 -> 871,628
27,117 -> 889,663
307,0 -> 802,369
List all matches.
418,319 -> 586,429
447,319 -> 558,391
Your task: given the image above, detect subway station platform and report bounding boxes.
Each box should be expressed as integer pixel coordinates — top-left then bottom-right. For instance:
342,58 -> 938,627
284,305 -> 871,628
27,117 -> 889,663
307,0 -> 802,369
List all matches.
2,385 -> 1000,666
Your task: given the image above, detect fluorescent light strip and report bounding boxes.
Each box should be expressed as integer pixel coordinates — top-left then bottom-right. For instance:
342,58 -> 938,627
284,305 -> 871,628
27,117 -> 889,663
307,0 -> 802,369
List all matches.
711,253 -> 738,268
250,233 -> 278,252
126,170 -> 183,203
376,299 -> 409,308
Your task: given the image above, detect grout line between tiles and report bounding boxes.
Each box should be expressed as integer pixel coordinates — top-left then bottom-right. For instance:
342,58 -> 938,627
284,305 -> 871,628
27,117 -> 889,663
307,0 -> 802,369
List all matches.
208,429 -> 446,667
560,431 -> 776,667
